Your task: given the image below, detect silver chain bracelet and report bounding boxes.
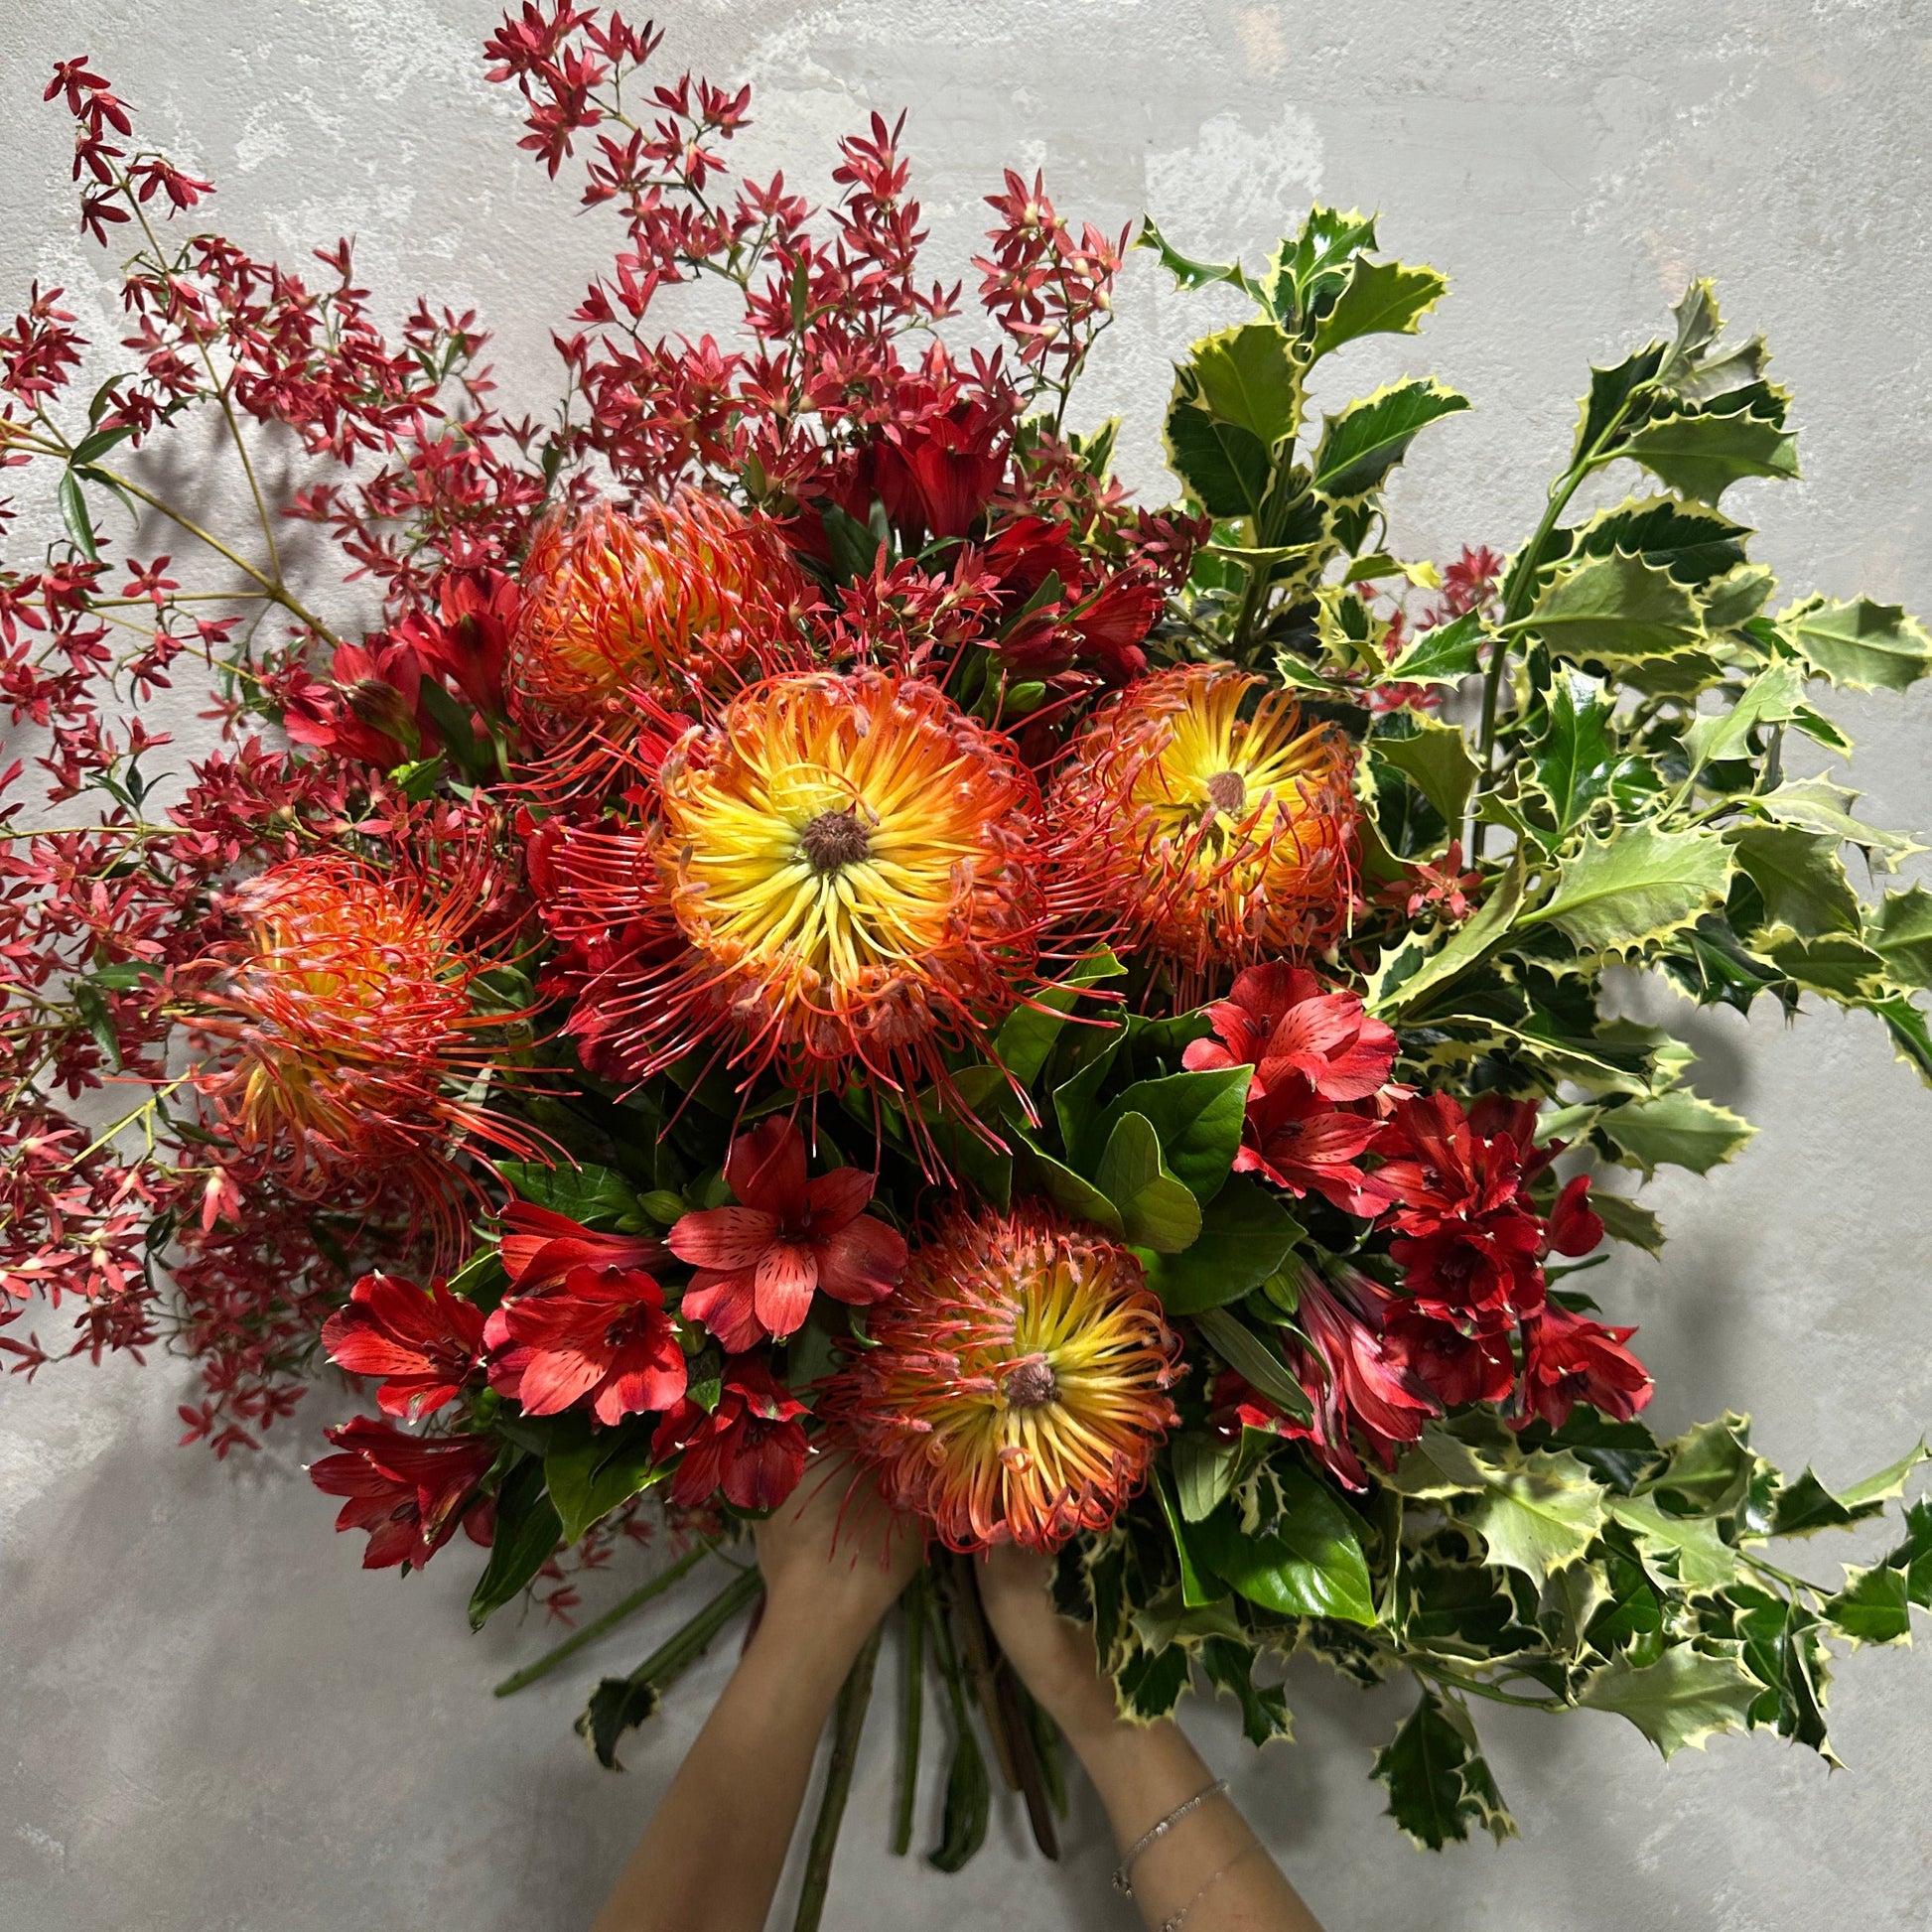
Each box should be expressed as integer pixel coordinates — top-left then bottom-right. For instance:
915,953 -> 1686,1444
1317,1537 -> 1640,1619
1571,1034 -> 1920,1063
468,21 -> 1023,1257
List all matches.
1112,1778 -> 1230,1895
1157,1839 -> 1267,1932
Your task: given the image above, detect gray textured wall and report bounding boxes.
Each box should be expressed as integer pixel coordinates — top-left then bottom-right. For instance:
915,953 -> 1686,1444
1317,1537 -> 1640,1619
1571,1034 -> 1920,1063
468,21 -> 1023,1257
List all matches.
4,4 -> 1930,1929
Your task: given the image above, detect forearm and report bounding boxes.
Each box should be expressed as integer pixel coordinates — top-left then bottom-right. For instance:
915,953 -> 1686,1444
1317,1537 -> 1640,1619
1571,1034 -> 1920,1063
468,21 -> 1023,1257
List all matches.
1040,1655 -> 1323,1932
592,1596 -> 864,1932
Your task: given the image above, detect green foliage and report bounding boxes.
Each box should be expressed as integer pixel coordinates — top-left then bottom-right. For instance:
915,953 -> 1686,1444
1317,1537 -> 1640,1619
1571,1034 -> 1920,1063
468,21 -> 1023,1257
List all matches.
1311,380 -> 1470,501
1372,1691 -> 1517,1849
1070,231 -> 1932,1838
469,1457 -> 563,1630
1577,1642 -> 1765,1757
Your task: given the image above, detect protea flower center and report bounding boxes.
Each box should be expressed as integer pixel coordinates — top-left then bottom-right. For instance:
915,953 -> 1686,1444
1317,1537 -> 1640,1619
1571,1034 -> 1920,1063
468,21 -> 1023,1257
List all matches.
1047,661 -> 1357,989
1001,1354 -> 1058,1409
1204,768 -> 1248,816
799,807 -> 872,873
819,1202 -> 1181,1553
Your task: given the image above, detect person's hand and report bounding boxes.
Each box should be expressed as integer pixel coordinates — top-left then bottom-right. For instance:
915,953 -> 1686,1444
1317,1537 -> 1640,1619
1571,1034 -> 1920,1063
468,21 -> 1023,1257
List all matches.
751,1448 -> 922,1653
973,1541 -> 1120,1739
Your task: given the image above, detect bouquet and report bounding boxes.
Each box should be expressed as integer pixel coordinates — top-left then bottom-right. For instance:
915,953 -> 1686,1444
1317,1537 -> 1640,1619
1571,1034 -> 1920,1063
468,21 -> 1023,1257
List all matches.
6,10 -> 1930,1903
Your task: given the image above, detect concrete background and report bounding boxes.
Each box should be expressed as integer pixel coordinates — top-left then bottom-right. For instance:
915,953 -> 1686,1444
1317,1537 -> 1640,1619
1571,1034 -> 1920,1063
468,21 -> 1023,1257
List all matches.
4,2 -> 1931,1928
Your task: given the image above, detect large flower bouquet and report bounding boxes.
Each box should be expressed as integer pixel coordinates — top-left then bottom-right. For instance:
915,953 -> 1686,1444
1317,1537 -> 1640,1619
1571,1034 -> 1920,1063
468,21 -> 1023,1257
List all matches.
7,9 -> 1931,1899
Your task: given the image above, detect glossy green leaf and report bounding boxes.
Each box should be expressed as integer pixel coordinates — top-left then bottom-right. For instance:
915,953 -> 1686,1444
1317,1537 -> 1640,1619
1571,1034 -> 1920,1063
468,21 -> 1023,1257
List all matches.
1199,1637 -> 1293,1746
468,1458 -> 562,1630
1620,400 -> 1799,505
1144,1174 -> 1302,1315
1606,1494 -> 1738,1591
1165,398 -> 1272,518
1727,824 -> 1863,938
1646,1412 -> 1757,1517
1188,321 -> 1304,445
1083,1065 -> 1251,1204
1374,716 -> 1481,825
993,948 -> 1125,1087
1527,825 -> 1732,955
1681,659 -> 1807,773
1171,1434 -> 1241,1522
1021,1139 -> 1125,1236
1872,885 -> 1932,988
1461,1449 -> 1606,1583
1137,213 -> 1249,294
1260,205 -> 1378,327
545,1425 -> 666,1545
1193,1306 -> 1313,1426
1371,1691 -> 1514,1849
1382,607 -> 1483,685
1750,776 -> 1921,874
1567,496 -> 1749,585
1191,1468 -> 1376,1624
1590,1189 -> 1666,1256
1526,677 -> 1617,838
496,1160 -> 646,1232
1311,378 -> 1468,500
1367,858 -> 1526,1017
1093,1112 -> 1201,1253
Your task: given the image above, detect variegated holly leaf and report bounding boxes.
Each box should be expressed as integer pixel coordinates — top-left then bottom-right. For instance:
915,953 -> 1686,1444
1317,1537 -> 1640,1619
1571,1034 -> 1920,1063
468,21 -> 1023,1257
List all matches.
1578,1640 -> 1764,1757
1527,825 -> 1733,956
1776,594 -> 1932,692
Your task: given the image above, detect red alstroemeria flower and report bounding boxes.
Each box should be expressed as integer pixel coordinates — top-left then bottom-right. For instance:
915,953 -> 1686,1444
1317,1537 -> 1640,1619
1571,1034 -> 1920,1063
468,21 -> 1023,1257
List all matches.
1386,1309 -> 1516,1409
321,1272 -> 487,1421
1294,1270 -> 1438,1488
1187,964 -> 1397,1103
1368,1092 -> 1552,1325
484,1262 -> 687,1426
1518,1305 -> 1653,1431
1183,964 -> 1397,1212
1207,1367 -> 1304,1442
309,1417 -> 494,1571
1543,1173 -> 1605,1259
651,1357 -> 810,1511
1204,1272 -> 1436,1491
498,1200 -> 665,1292
667,1118 -> 907,1352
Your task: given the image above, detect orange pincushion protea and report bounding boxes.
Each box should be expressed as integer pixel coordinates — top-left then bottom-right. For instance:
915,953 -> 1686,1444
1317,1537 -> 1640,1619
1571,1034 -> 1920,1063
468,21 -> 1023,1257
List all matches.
1049,662 -> 1356,986
820,1202 -> 1180,1552
541,668 -> 1052,1104
507,492 -> 808,737
192,855 -> 530,1197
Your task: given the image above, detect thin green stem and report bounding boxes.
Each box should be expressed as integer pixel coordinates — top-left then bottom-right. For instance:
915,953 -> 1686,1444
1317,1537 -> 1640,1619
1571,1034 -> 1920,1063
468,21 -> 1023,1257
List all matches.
1410,1657 -> 1567,1711
492,1538 -> 720,1697
614,1563 -> 764,1698
87,465 -> 342,647
792,1623 -> 884,1932
1740,1552 -> 1828,1598
1470,378 -> 1659,855
73,1073 -> 192,1164
117,169 -> 287,584
892,1573 -> 925,1857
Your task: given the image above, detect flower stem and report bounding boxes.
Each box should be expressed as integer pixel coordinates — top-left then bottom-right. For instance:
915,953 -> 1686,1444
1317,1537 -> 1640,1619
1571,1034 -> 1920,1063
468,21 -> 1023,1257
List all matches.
619,1563 -> 764,1698
792,1622 -> 884,1932
492,1538 -> 719,1697
892,1572 -> 926,1857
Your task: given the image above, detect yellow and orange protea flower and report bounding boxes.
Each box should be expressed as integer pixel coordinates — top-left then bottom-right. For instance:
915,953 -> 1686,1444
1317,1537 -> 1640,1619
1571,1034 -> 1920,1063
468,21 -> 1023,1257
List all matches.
1048,662 -> 1356,989
507,492 -> 809,740
542,668 -> 1054,1106
192,854 -> 531,1203
819,1202 -> 1181,1552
